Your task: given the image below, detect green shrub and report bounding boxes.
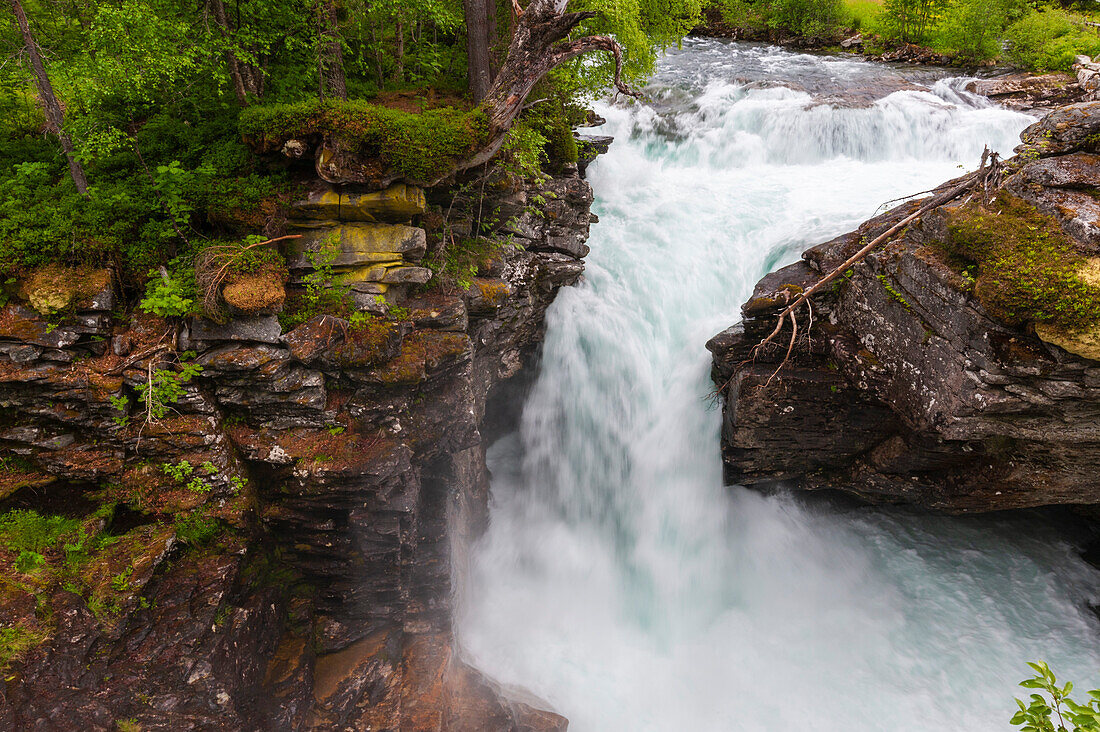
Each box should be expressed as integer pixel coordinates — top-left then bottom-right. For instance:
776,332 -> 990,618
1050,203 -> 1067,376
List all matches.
139,258 -> 198,317
719,0 -> 845,35
1005,10 -> 1100,71
934,0 -> 1006,62
880,0 -> 943,44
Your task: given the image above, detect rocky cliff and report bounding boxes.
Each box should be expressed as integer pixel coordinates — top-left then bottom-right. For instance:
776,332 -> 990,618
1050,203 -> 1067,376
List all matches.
708,102 -> 1100,513
0,153 -> 599,729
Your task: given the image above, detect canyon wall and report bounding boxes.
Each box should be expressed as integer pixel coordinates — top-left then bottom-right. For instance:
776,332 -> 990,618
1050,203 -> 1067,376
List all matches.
0,157 -> 600,730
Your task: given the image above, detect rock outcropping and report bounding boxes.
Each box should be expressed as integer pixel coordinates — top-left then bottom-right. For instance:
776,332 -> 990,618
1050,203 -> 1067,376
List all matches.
0,155 -> 599,728
708,103 -> 1100,513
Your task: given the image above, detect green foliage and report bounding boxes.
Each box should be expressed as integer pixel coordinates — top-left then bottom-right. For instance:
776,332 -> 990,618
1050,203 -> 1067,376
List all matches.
424,236 -> 500,292
0,510 -> 83,557
161,459 -> 212,493
1011,662 -> 1100,731
0,625 -> 47,670
842,0 -> 883,33
718,0 -> 845,36
934,0 -> 1007,62
552,0 -> 704,97
281,233 -> 355,330
239,100 -> 489,182
173,512 -> 221,545
1005,10 -> 1100,72
139,260 -> 198,317
880,0 -> 943,44
499,124 -> 551,182
134,358 -> 204,424
943,195 -> 1100,330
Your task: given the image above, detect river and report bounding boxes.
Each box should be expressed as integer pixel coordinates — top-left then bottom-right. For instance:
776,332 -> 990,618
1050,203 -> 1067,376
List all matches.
456,39 -> 1100,731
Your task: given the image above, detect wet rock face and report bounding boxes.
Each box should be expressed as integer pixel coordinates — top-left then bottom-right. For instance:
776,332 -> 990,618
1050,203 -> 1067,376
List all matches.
709,113 -> 1100,513
0,164 -> 595,729
965,73 -> 1086,113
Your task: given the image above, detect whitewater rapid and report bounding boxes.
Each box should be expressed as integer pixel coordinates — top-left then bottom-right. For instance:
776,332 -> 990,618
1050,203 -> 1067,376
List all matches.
457,41 -> 1100,731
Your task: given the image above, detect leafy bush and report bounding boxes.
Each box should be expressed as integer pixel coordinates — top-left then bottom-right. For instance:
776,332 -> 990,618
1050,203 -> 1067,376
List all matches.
880,0 -> 943,44
935,0 -> 1006,62
1011,661 -> 1100,731
139,258 -> 198,317
1005,10 -> 1100,71
718,0 -> 845,36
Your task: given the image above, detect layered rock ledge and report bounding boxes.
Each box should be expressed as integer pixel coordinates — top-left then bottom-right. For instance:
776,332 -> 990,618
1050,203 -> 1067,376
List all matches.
0,155 -> 599,729
708,103 -> 1100,512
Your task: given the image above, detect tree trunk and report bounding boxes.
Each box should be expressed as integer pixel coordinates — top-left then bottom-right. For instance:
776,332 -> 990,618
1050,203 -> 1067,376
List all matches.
479,0 -> 637,138
394,12 -> 404,83
464,0 -> 493,101
9,0 -> 89,196
209,0 -> 250,104
317,0 -> 347,101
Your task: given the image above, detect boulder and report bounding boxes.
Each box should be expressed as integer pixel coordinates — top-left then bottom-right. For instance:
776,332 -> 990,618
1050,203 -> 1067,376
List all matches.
289,183 -> 426,223
189,315 -> 282,345
1016,101 -> 1100,157
287,223 -> 427,269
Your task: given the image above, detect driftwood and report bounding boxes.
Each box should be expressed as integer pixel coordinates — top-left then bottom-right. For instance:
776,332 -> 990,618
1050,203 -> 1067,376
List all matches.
750,149 -> 1003,385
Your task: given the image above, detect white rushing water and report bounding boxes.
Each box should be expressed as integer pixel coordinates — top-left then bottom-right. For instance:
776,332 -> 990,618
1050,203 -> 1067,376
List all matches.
457,40 -> 1100,731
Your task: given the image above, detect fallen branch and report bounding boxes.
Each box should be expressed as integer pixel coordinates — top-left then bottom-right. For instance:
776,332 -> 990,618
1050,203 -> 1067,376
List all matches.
748,149 -> 1003,379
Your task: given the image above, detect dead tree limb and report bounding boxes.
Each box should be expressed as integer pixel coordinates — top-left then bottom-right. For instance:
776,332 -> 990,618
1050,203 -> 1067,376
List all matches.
749,149 -> 1003,379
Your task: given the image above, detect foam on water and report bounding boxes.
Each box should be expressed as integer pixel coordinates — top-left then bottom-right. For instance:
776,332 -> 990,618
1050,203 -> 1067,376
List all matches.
456,39 -> 1100,731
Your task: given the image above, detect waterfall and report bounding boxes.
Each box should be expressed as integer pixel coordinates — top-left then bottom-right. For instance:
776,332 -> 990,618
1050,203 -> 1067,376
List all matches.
457,40 -> 1100,731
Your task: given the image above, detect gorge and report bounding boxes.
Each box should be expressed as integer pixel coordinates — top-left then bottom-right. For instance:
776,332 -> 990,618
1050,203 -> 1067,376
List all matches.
458,40 -> 1100,731
1,36 -> 1100,732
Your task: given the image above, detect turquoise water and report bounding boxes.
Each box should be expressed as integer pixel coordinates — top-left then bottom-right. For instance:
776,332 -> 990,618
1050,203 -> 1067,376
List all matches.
457,40 -> 1100,731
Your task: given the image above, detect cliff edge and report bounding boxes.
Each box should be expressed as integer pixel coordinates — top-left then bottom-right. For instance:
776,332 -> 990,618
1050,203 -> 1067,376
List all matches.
708,102 -> 1100,512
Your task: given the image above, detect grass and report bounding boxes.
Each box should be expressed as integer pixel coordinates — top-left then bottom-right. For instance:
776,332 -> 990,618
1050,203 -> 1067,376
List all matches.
843,0 -> 882,33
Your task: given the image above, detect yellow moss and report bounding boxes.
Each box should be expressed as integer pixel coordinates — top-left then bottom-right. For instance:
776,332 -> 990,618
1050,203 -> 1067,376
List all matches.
20,265 -> 110,315
475,278 -> 510,306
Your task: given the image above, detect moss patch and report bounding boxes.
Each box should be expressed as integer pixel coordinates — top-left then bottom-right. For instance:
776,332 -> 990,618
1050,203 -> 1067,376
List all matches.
20,265 -> 110,315
942,194 -> 1100,331
0,624 -> 47,670
239,100 -> 488,183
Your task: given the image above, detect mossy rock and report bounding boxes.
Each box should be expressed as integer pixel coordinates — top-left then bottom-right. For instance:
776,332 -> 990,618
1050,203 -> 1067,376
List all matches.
20,265 -> 111,315
943,195 -> 1100,331
239,100 -> 488,185
223,273 -> 287,313
1035,321 -> 1100,360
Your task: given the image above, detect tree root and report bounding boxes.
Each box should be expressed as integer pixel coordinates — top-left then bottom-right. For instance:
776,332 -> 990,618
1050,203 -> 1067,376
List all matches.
745,148 -> 1003,386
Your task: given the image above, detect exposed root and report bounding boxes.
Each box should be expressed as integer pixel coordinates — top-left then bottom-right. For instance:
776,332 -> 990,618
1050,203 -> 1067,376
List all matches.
745,148 -> 1003,386
195,235 -> 299,320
